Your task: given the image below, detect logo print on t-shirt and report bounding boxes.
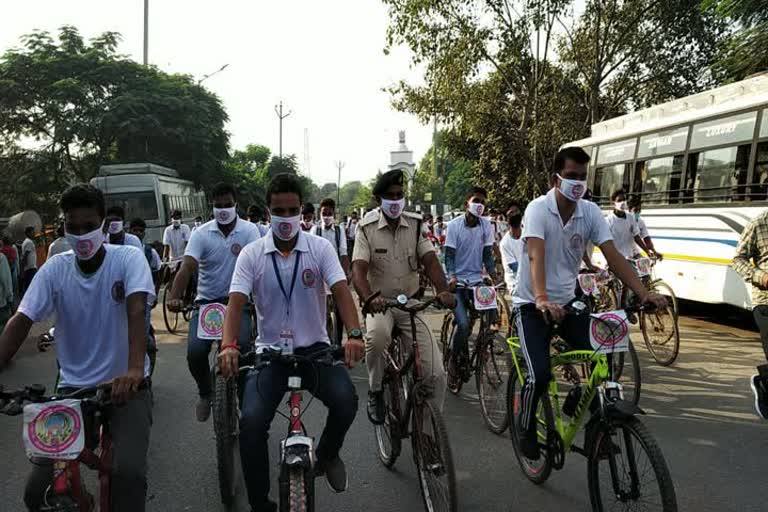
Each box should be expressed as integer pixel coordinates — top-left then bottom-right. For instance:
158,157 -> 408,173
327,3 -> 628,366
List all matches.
302,268 -> 316,288
570,233 -> 583,251
230,243 -> 242,256
111,281 -> 125,302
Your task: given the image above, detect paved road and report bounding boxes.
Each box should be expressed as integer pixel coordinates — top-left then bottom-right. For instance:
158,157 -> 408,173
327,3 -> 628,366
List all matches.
1,306 -> 766,512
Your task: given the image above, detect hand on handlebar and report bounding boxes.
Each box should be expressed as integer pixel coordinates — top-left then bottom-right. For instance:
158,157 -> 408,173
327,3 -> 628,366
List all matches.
367,296 -> 388,315
167,297 -> 183,313
536,298 -> 565,324
111,367 -> 143,405
447,277 -> 458,293
640,291 -> 667,311
437,290 -> 456,309
218,347 -> 240,379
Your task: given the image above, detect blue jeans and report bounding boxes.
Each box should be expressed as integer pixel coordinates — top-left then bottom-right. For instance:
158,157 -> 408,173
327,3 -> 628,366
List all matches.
186,305 -> 252,397
451,288 -> 473,357
239,343 -> 358,508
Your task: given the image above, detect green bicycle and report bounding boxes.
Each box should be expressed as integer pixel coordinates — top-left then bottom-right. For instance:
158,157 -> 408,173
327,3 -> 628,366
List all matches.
506,302 -> 677,511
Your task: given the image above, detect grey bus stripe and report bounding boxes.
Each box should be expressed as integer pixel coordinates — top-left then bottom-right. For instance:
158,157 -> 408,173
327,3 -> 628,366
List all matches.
640,213 -> 745,234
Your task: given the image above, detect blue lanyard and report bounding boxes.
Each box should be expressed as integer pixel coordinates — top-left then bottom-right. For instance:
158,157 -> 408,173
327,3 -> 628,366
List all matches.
271,252 -> 301,320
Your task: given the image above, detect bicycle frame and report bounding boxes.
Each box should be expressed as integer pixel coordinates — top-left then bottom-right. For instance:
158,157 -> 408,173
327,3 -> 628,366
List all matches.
506,337 -> 612,452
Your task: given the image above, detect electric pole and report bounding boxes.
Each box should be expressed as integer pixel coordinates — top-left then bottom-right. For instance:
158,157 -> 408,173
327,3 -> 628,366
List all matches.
335,161 -> 345,210
274,101 -> 292,159
143,0 -> 149,65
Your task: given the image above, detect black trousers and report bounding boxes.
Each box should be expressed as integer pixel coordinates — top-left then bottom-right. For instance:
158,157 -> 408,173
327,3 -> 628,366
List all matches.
752,306 -> 768,378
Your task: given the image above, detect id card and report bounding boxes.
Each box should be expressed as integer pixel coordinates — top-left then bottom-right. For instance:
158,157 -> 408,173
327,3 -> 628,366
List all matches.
279,328 -> 295,355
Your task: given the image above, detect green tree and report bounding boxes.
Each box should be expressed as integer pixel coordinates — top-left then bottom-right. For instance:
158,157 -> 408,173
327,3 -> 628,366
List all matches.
707,0 -> 768,80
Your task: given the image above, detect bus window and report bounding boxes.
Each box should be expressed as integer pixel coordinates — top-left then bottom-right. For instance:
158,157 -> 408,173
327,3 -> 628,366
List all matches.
684,144 -> 750,203
751,141 -> 768,200
690,111 -> 756,150
593,163 -> 631,206
105,191 -> 159,221
633,155 -> 684,205
760,109 -> 768,139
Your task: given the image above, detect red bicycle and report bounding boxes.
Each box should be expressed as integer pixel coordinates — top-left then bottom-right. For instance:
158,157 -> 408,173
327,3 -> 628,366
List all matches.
0,383 -> 136,511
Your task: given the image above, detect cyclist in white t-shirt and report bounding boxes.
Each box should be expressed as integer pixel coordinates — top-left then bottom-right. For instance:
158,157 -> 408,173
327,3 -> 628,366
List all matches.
499,202 -> 524,293
105,206 -> 143,251
605,189 -> 649,259
162,209 -> 192,262
0,184 -> 155,511
628,195 -> 662,259
219,173 -> 364,509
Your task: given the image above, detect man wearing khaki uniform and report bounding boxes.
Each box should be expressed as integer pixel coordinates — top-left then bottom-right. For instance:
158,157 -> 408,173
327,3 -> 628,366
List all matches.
352,169 -> 455,424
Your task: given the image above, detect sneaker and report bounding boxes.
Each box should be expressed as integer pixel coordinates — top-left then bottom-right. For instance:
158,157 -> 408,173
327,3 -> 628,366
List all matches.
517,429 -> 540,460
750,375 -> 768,420
317,456 -> 348,493
196,395 -> 211,422
367,391 -> 385,425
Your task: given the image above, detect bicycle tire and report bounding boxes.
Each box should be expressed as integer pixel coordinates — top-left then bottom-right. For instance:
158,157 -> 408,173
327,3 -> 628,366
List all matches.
652,280 -> 679,319
507,357 -> 554,484
639,304 -> 680,366
288,466 -> 309,512
375,337 -> 404,468
412,400 -> 458,512
609,341 -> 641,405
496,292 -> 512,337
440,312 -> 462,395
476,333 -> 510,434
42,492 -> 82,512
213,373 -> 238,506
162,282 -> 179,334
588,416 -> 677,511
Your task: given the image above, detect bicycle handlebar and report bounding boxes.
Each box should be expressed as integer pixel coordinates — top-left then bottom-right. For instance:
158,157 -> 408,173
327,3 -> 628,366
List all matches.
238,344 -> 345,372
362,290 -> 441,316
0,383 -> 126,417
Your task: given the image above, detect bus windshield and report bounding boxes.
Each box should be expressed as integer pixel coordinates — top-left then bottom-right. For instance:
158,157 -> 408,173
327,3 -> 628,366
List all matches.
105,191 -> 159,221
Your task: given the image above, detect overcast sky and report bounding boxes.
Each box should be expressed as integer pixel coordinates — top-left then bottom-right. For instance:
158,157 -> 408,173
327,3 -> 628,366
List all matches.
2,0 -> 432,186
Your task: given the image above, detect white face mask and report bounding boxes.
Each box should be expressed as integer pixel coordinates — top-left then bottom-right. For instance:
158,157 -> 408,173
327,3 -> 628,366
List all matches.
65,223 -> 105,261
556,175 -> 587,202
614,201 -> 628,212
107,220 -> 124,235
272,215 -> 301,241
467,202 -> 485,218
172,219 -> 181,227
194,221 -> 201,227
322,216 -> 334,227
214,206 -> 236,225
381,198 -> 405,219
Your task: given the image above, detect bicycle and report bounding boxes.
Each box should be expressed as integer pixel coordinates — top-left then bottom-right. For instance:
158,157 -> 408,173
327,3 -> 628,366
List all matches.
0,383 -> 146,512
440,281 -> 510,434
237,344 -> 346,512
506,301 -> 677,511
161,260 -> 196,334
325,294 -> 342,346
364,292 -> 457,512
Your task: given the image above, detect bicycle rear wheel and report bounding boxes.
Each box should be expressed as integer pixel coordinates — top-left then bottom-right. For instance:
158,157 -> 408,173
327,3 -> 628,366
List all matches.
213,373 -> 239,506
652,280 -> 679,318
375,337 -> 404,468
476,333 -> 510,434
412,400 -> 457,512
162,282 -> 180,334
639,304 -> 680,366
608,341 -> 641,405
588,416 -> 677,511
440,313 -> 462,395
507,359 -> 554,484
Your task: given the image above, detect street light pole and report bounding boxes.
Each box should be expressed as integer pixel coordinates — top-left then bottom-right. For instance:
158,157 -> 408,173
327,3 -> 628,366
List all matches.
143,0 -> 149,65
197,63 -> 230,86
274,101 -> 292,159
335,161 -> 345,210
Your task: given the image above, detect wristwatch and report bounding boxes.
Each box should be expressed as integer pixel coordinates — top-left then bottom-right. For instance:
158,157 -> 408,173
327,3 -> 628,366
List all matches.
348,328 -> 364,340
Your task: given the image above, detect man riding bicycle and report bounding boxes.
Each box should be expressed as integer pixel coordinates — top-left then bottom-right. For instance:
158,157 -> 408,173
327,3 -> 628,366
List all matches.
444,186 -> 498,374
0,184 -> 155,512
218,173 -> 365,512
167,182 -> 263,422
105,205 -> 143,250
513,147 -> 666,460
351,169 -> 455,424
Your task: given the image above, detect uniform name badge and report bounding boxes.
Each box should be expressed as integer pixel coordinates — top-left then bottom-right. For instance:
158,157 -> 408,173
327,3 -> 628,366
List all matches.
197,303 -> 226,340
473,286 -> 498,311
279,328 -> 295,355
23,399 -> 86,460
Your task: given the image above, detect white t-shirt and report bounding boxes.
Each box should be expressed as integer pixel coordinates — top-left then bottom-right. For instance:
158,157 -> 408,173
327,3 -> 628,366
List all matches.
18,246 -> 156,387
163,224 -> 192,261
230,231 -> 346,350
514,189 -> 613,305
636,216 -> 650,239
445,215 -> 495,283
142,244 -> 162,271
346,219 -> 358,240
21,238 -> 37,271
606,212 -> 640,259
185,218 -> 262,301
314,224 -> 348,258
106,232 -> 143,251
47,238 -> 71,259
433,222 -> 447,239
499,232 -> 523,292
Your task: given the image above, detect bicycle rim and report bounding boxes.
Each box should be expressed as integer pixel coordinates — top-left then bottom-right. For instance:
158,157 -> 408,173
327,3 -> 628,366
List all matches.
162,283 -> 179,334
476,334 -> 510,434
441,314 -> 462,395
507,363 -> 553,484
288,467 -> 309,512
375,374 -> 403,468
652,281 -> 679,319
213,374 -> 238,506
412,401 -> 457,512
640,306 -> 680,366
588,417 -> 677,512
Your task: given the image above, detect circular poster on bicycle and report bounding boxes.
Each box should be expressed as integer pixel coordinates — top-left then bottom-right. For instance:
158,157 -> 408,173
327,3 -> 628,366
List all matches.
473,286 -> 498,311
589,310 -> 630,353
633,257 -> 652,277
197,303 -> 226,340
22,400 -> 85,460
578,273 -> 597,296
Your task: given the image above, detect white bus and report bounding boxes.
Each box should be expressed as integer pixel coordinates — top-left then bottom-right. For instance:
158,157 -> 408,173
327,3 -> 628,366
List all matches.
564,73 -> 768,310
90,163 -> 207,244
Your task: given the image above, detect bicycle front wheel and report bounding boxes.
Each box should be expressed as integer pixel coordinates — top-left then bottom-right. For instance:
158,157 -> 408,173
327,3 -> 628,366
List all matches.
213,373 -> 239,506
588,416 -> 677,511
375,336 -> 405,469
652,280 -> 679,318
162,282 -> 180,334
476,333 -> 510,434
639,304 -> 680,366
440,312 -> 462,395
412,400 -> 457,512
287,466 -> 311,512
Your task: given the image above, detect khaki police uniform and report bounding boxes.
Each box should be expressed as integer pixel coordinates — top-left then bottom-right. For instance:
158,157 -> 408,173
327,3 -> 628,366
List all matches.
352,210 -> 446,410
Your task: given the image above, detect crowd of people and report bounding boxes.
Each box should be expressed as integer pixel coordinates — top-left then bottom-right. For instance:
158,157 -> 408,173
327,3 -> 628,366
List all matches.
0,144 -> 766,512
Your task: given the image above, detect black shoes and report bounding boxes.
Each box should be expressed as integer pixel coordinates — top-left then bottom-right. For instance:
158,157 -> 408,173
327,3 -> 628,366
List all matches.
367,391 -> 385,425
316,456 -> 348,493
750,374 -> 768,420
